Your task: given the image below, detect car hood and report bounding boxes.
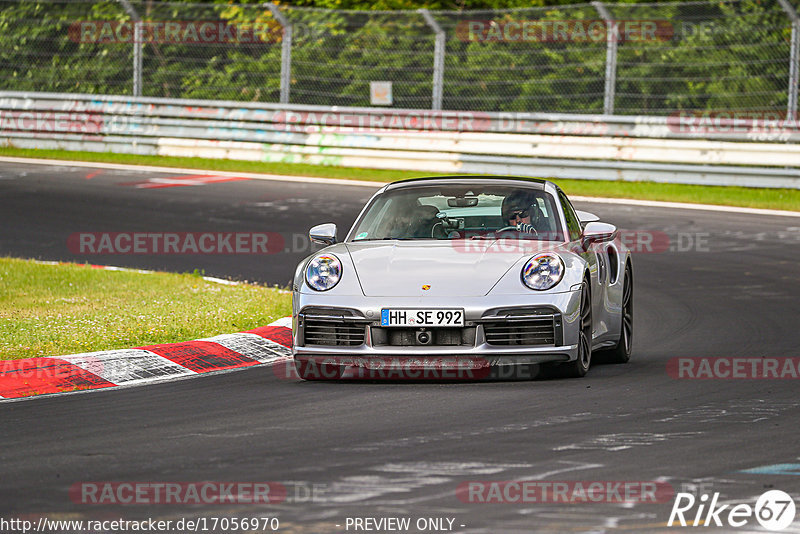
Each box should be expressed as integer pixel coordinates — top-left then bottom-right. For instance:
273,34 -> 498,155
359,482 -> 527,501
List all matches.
345,240 -> 538,297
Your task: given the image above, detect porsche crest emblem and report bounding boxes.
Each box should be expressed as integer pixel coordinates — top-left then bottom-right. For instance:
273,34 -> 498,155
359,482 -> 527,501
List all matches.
421,285 -> 431,291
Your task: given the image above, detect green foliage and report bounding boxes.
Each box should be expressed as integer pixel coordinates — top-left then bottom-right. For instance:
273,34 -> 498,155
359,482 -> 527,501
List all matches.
0,1 -> 133,94
0,0 -> 795,114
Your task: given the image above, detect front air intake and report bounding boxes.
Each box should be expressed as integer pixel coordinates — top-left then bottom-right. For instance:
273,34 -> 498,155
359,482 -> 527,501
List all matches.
303,320 -> 366,346
483,318 -> 556,346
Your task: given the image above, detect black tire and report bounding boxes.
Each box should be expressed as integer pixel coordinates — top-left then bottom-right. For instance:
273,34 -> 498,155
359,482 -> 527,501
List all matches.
562,279 -> 593,378
599,263 -> 633,364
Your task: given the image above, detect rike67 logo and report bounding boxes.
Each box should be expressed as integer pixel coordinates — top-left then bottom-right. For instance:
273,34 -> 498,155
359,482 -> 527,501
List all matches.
668,490 -> 796,531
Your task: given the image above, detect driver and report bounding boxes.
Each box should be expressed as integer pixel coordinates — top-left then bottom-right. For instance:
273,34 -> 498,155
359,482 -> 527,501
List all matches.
501,190 -> 541,233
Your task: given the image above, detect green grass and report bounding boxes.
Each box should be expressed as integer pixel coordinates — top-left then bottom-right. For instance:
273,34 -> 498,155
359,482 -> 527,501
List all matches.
0,257 -> 291,360
1,146 -> 798,211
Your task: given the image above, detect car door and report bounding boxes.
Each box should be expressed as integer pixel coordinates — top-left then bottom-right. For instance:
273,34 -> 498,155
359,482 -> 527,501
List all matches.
556,189 -> 602,337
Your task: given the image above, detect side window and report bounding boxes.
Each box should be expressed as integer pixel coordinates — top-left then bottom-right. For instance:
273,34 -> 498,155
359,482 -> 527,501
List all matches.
558,190 -> 582,242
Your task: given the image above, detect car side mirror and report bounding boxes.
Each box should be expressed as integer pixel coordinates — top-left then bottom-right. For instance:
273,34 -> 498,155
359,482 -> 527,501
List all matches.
309,223 -> 337,245
576,210 -> 600,226
581,221 -> 617,249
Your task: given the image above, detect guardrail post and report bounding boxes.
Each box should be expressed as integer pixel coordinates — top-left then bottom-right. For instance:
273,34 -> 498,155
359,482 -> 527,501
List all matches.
133,22 -> 143,97
592,1 -> 617,116
778,0 -> 799,121
419,9 -> 445,111
267,4 -> 292,104
117,0 -> 142,97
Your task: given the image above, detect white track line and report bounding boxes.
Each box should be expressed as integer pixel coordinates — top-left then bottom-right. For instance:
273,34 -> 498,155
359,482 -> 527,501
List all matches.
0,156 -> 385,187
570,195 -> 800,218
1,155 -> 797,216
31,260 -> 246,286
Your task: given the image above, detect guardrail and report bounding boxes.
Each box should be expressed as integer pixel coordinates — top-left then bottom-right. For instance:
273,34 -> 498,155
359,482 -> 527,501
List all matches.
1,92 -> 799,189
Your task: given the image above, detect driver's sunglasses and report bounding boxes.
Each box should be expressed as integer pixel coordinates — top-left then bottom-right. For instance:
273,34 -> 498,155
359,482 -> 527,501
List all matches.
508,209 -> 529,220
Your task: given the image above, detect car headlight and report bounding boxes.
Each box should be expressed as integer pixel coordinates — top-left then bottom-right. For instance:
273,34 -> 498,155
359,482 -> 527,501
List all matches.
521,253 -> 564,290
305,254 -> 342,291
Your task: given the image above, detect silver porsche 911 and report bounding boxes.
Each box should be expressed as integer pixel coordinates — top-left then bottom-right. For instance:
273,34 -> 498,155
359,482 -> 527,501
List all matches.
291,176 -> 632,380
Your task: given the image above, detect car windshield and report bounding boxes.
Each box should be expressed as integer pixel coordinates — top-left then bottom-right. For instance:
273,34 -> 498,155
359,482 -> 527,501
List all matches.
349,185 -> 565,241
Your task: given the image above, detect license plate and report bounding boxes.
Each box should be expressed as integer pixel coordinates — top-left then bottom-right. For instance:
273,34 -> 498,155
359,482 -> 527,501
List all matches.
380,308 -> 464,327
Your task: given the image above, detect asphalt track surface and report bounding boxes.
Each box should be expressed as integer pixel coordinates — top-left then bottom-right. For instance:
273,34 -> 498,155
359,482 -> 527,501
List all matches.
1,161 -> 800,533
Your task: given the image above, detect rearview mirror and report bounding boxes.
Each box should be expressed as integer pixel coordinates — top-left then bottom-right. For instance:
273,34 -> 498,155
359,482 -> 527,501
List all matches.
581,221 -> 617,249
309,223 -> 337,245
447,197 -> 479,208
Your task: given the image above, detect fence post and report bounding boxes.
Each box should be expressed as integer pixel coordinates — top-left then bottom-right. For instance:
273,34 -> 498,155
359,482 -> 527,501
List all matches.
419,9 -> 445,111
592,1 -> 617,115
267,4 -> 292,104
116,0 -> 142,97
778,0 -> 799,121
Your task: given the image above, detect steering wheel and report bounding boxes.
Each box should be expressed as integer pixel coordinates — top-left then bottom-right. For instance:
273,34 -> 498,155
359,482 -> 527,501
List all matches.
495,225 -> 538,235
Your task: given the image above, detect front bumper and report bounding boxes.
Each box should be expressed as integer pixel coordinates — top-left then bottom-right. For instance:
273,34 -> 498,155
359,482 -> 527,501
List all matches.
292,290 -> 582,365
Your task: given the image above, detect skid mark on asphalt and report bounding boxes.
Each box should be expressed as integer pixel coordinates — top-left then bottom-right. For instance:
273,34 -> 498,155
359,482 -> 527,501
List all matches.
663,475 -> 759,497
553,432 -> 702,452
336,413 -> 596,453
293,460 -> 603,507
253,461 -> 683,533
375,462 -> 533,476
118,175 -> 250,189
309,474 -> 452,504
651,400 -> 800,424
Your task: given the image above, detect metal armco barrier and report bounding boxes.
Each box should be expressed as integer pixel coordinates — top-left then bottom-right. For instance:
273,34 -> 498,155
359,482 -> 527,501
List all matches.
1,92 -> 799,189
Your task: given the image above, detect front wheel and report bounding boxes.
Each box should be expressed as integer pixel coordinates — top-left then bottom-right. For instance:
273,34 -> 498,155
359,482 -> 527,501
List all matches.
598,263 -> 633,364
561,279 -> 592,378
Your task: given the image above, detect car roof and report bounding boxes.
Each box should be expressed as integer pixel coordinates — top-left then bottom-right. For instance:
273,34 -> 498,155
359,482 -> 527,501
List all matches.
384,175 -> 551,192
